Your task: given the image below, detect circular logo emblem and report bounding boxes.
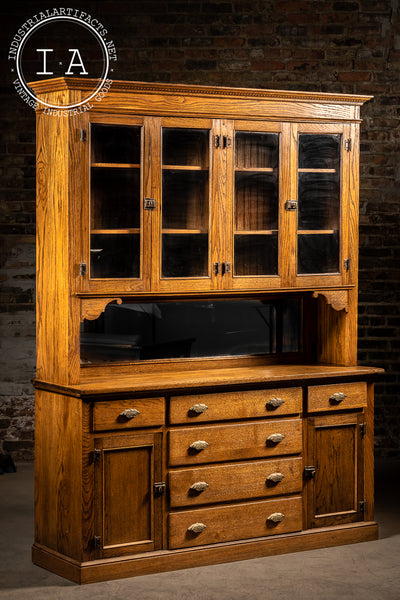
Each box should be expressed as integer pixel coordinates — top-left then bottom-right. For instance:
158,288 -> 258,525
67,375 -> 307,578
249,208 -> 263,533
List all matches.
8,9 -> 117,113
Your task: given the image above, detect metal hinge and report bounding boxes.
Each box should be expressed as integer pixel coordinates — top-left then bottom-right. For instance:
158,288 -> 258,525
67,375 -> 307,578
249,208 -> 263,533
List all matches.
222,261 -> 231,275
360,422 -> 366,437
153,482 -> 167,497
214,134 -> 222,148
80,128 -> 87,142
92,448 -> 101,463
94,535 -> 101,549
344,258 -> 350,271
359,500 -> 366,513
144,197 -> 156,210
285,200 -> 298,211
224,136 -> 232,148
79,262 -> 87,276
304,466 -> 316,479
344,138 -> 352,152
213,261 -> 221,275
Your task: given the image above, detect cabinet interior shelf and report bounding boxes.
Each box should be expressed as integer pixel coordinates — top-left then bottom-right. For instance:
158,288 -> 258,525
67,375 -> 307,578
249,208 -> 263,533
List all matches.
92,163 -> 140,169
91,229 -> 140,234
162,229 -> 206,234
298,168 -> 337,173
298,230 -> 336,235
163,165 -> 208,171
235,167 -> 276,173
235,230 -> 278,235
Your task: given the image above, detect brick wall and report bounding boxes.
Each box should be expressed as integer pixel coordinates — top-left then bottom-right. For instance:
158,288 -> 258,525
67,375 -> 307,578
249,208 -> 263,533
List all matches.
1,0 -> 399,460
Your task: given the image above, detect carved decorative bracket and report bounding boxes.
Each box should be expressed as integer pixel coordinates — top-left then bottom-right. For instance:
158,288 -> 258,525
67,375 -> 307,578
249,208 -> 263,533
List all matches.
80,298 -> 122,322
312,290 -> 349,313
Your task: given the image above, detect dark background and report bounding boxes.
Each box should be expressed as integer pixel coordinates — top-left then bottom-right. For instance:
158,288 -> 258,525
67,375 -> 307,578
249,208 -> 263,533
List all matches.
0,0 -> 399,460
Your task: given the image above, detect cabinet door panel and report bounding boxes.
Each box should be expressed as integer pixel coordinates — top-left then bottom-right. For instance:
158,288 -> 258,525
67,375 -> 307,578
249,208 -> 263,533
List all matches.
82,115 -> 153,293
306,412 -> 364,528
94,432 -> 163,558
228,121 -> 283,290
156,118 -> 219,292
294,123 -> 350,288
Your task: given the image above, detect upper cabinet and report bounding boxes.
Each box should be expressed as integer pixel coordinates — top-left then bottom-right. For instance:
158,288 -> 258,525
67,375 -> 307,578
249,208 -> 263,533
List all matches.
81,117 -> 351,294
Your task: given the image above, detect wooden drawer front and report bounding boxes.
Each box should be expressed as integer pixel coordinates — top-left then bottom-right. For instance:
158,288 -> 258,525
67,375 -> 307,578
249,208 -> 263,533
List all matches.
307,382 -> 367,413
168,419 -> 302,466
169,457 -> 302,508
168,496 -> 302,549
170,388 -> 302,424
93,398 -> 165,432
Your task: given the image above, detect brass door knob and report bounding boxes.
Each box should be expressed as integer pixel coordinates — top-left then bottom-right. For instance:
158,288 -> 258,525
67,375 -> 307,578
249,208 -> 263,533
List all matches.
266,433 -> 285,444
267,512 -> 285,524
329,392 -> 346,404
266,397 -> 285,410
190,481 -> 209,493
119,408 -> 140,419
189,440 -> 209,451
266,472 -> 285,484
187,522 -> 207,533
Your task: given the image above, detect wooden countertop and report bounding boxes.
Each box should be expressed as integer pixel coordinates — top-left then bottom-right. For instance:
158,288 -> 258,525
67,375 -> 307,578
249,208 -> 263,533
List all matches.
33,364 -> 384,398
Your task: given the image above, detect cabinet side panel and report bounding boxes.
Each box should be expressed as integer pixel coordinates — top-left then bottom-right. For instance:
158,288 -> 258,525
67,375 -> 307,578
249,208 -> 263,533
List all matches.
36,109 -> 70,384
34,390 -> 83,560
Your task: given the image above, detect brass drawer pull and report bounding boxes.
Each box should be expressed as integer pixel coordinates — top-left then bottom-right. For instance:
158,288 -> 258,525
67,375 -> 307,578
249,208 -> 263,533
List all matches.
189,481 -> 209,493
187,522 -> 207,534
189,440 -> 209,451
266,472 -> 285,484
329,392 -> 346,404
267,512 -> 285,524
189,403 -> 209,415
266,397 -> 285,410
119,408 -> 140,420
266,433 -> 285,444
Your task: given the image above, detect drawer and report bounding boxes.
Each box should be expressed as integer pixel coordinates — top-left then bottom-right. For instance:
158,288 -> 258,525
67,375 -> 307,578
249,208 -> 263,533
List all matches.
93,397 -> 165,431
168,496 -> 302,549
168,418 -> 302,466
170,387 -> 302,424
169,457 -> 302,508
307,382 -> 367,413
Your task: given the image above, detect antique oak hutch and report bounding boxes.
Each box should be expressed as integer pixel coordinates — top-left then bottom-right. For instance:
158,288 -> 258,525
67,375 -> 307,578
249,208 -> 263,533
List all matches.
31,78 -> 382,583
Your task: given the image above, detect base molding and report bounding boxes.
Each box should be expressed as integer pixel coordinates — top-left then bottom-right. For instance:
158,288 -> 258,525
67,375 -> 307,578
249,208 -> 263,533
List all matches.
32,522 -> 379,585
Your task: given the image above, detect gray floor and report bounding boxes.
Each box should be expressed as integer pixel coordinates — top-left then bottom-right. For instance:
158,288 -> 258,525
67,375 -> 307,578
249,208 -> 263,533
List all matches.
0,460 -> 399,599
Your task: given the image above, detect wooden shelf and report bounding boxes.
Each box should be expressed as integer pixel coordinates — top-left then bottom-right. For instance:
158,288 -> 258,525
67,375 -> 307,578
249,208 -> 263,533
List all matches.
298,168 -> 337,173
235,167 -> 276,173
91,229 -> 140,234
235,230 -> 278,235
92,163 -> 140,169
163,165 -> 208,171
162,229 -> 206,234
298,230 -> 336,235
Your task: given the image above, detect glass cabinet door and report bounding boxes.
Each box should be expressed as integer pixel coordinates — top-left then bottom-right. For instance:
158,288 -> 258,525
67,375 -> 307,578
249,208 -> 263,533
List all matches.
295,124 -> 349,286
157,120 -> 215,291
229,122 -> 282,289
84,117 -> 150,292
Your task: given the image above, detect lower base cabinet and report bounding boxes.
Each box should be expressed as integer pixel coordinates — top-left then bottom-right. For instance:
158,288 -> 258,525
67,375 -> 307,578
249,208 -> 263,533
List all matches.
32,372 -> 379,584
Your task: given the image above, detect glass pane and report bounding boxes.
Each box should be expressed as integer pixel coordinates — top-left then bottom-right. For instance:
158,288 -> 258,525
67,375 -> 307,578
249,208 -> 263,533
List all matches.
235,173 -> 278,231
234,234 -> 278,276
162,128 -> 210,279
299,134 -> 340,170
298,173 -> 340,231
235,132 -> 278,169
80,298 -> 302,363
162,171 -> 209,230
91,169 -> 140,230
162,234 -> 208,278
90,234 -> 140,278
91,124 -> 141,164
163,128 -> 209,167
298,233 -> 339,274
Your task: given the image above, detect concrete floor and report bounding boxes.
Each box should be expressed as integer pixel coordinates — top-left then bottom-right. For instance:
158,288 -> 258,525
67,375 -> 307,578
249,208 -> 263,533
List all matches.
0,460 -> 399,599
